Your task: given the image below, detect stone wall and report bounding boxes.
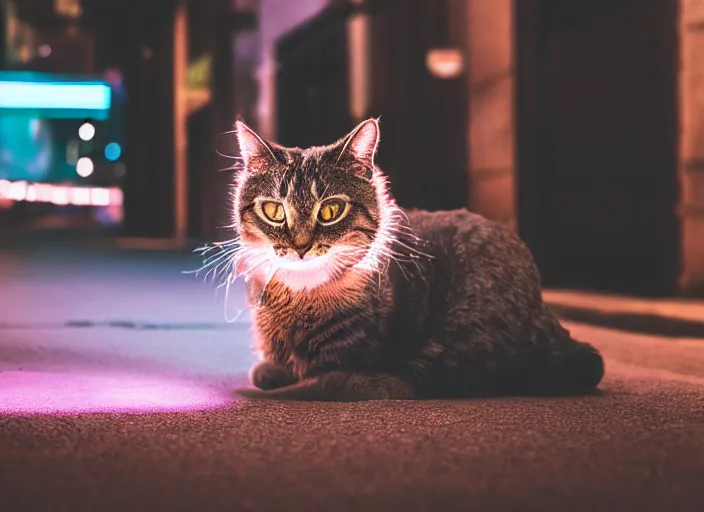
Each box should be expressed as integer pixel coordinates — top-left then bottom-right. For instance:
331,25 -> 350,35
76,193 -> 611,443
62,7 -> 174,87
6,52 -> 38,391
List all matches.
465,0 -> 704,295
679,0 -> 704,295
465,0 -> 516,230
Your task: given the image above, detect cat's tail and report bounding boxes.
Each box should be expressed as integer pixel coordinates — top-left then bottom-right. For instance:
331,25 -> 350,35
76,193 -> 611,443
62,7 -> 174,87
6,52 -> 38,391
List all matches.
546,339 -> 605,394
504,339 -> 605,396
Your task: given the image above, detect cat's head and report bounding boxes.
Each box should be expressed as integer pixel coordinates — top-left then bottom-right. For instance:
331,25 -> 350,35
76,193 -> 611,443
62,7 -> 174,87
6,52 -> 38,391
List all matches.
232,118 -> 399,291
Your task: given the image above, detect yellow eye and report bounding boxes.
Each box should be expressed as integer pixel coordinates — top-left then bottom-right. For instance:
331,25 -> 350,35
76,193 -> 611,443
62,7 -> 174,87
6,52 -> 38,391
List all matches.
318,200 -> 345,223
262,201 -> 285,222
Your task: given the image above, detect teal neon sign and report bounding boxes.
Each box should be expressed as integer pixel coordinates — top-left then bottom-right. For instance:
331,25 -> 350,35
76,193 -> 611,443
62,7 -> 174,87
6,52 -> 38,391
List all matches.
0,71 -> 112,119
0,81 -> 111,110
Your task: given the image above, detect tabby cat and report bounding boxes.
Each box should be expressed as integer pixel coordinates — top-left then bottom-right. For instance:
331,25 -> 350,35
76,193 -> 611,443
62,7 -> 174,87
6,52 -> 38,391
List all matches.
220,118 -> 604,401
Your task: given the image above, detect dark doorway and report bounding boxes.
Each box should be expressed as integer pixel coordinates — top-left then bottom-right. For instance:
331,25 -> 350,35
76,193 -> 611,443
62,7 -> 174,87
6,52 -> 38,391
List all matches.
276,2 -> 353,149
366,0 -> 469,211
516,0 -> 680,297
276,0 -> 469,212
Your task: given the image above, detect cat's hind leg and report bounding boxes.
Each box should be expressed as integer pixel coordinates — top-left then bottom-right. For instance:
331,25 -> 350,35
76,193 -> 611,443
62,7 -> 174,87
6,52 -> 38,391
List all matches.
237,371 -> 415,401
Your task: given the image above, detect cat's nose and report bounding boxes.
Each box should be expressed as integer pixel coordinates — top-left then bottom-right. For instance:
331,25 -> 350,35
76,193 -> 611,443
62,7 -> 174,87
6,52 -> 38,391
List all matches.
293,243 -> 313,259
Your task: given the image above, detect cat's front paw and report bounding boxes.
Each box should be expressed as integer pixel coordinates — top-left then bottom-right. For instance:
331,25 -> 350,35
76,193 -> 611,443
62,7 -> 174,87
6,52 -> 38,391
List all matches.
250,361 -> 296,390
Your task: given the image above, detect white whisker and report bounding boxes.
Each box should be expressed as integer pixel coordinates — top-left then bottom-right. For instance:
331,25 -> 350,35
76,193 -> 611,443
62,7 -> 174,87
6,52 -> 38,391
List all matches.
191,132 -> 440,322
215,149 -> 244,160
223,272 -> 244,323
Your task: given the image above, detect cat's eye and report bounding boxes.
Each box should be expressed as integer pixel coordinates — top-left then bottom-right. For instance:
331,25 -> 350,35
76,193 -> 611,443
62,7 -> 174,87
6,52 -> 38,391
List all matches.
261,201 -> 285,223
317,199 -> 346,224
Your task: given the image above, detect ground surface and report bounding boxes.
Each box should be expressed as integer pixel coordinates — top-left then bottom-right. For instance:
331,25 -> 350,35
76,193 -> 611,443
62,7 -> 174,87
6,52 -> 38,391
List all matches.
1,244 -> 703,511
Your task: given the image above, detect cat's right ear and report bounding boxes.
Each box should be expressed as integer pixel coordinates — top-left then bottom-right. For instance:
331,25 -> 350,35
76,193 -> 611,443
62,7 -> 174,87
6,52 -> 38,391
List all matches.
235,119 -> 278,169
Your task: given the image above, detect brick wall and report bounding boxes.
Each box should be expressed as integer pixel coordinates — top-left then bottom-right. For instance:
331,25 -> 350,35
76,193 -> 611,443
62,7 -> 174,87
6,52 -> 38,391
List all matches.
679,0 -> 704,294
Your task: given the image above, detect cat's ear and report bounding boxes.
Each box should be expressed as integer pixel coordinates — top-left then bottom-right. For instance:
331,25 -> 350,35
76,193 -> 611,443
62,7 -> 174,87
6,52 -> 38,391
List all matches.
235,118 -> 278,168
338,118 -> 380,167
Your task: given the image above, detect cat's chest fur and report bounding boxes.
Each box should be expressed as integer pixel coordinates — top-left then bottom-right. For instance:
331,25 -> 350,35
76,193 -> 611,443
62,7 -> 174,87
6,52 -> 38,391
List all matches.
246,272 -> 372,366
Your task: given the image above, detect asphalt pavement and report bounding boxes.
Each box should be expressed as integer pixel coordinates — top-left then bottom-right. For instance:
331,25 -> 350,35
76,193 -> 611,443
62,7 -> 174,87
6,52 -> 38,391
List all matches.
1,243 -> 703,512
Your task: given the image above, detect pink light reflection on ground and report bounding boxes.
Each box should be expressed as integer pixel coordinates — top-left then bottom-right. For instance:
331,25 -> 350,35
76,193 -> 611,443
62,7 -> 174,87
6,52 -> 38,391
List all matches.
0,370 -> 235,415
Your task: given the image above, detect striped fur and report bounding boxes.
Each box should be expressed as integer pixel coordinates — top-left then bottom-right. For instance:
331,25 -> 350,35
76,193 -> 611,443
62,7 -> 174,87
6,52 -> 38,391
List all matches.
226,119 -> 604,401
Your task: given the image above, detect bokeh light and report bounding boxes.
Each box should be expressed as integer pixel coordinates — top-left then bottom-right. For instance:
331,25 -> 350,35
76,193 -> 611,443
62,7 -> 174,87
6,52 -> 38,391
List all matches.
76,157 -> 94,177
78,122 -> 95,141
104,142 -> 122,161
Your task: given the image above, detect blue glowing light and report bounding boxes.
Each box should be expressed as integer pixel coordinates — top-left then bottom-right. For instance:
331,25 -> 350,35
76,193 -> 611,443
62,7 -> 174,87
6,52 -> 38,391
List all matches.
0,81 -> 111,111
104,142 -> 122,162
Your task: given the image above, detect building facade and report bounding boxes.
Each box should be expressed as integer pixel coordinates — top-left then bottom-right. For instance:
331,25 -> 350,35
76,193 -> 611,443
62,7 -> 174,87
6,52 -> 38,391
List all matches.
466,0 -> 704,296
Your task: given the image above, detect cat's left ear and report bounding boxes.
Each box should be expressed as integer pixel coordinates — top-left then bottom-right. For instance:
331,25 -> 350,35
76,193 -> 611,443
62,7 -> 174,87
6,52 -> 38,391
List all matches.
338,118 -> 380,169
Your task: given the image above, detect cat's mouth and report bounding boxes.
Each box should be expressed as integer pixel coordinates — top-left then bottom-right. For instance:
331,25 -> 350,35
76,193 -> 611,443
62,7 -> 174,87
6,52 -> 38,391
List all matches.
238,242 -> 364,291
262,244 -> 365,291
273,252 -> 332,272
268,251 -> 339,291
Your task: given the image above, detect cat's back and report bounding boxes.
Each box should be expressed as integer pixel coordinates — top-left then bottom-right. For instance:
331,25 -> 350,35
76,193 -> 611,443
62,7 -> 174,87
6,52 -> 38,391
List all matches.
406,208 -> 511,247
404,207 -> 537,277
